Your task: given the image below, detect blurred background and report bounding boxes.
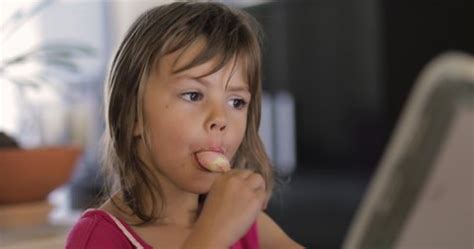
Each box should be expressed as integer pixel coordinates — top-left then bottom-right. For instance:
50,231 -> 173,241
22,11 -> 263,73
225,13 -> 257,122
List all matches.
0,0 -> 472,248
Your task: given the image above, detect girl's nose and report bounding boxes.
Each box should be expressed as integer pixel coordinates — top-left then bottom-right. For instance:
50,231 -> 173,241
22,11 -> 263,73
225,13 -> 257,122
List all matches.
209,120 -> 226,132
206,106 -> 227,133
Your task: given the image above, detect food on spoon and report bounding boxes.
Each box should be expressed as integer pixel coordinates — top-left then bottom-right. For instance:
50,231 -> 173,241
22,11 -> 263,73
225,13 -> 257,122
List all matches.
196,151 -> 231,173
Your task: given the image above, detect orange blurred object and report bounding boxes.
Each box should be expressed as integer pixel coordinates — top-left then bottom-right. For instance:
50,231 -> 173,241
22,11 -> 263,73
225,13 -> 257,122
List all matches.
0,146 -> 82,204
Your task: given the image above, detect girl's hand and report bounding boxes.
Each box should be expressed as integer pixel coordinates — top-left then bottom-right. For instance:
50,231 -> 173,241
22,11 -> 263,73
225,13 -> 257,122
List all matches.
183,169 -> 266,248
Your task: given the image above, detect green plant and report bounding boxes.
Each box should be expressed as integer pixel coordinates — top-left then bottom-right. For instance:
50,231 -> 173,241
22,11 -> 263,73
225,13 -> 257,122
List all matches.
0,0 -> 95,146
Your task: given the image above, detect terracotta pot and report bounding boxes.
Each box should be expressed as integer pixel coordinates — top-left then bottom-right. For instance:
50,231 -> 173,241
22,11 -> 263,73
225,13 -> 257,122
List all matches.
0,146 -> 82,204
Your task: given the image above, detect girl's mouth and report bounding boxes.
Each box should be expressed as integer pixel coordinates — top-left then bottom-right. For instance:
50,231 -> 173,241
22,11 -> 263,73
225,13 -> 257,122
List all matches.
194,151 -> 231,173
194,153 -> 213,172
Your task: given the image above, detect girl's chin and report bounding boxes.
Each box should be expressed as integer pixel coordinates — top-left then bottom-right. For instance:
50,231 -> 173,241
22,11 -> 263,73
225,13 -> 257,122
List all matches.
181,186 -> 211,195
189,179 -> 215,194
178,175 -> 216,194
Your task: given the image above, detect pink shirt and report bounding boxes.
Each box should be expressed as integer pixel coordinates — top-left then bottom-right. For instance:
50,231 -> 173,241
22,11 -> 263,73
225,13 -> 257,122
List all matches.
65,209 -> 259,249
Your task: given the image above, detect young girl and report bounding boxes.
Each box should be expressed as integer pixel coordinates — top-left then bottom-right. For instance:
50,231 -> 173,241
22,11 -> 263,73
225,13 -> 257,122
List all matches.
66,2 -> 303,249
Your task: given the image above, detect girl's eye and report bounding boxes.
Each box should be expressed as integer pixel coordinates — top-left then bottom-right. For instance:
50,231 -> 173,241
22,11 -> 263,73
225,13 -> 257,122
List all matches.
181,92 -> 203,102
229,98 -> 248,110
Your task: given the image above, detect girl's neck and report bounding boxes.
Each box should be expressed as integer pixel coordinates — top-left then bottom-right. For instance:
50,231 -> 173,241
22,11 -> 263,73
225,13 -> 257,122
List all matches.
156,191 -> 201,227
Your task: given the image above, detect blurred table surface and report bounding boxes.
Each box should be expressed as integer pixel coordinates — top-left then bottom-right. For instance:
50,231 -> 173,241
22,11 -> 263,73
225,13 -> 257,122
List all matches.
0,200 -> 70,249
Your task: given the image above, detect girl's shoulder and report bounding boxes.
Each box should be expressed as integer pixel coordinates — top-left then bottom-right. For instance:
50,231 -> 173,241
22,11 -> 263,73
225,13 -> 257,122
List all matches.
65,209 -> 152,249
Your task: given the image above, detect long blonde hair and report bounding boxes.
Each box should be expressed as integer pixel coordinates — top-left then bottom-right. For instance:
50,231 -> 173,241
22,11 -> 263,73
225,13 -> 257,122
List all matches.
103,2 -> 273,224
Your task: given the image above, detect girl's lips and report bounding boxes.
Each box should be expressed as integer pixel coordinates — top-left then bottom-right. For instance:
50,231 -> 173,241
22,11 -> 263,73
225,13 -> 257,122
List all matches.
198,147 -> 225,154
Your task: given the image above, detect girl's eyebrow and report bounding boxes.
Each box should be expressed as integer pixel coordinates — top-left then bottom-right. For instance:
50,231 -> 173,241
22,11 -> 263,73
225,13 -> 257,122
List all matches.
183,75 -> 250,93
227,85 -> 250,93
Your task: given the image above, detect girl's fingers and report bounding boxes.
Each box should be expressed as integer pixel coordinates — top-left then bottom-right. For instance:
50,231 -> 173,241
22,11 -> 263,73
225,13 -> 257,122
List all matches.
262,193 -> 271,210
255,187 -> 267,209
229,170 -> 265,191
246,173 -> 265,191
228,169 -> 253,179
224,170 -> 266,208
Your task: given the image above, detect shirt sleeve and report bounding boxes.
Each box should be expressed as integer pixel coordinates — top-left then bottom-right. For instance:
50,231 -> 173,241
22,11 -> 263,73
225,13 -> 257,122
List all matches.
65,214 -> 133,249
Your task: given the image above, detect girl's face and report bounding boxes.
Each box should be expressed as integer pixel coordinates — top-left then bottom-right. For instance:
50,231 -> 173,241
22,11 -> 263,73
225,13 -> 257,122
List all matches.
136,42 -> 250,194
